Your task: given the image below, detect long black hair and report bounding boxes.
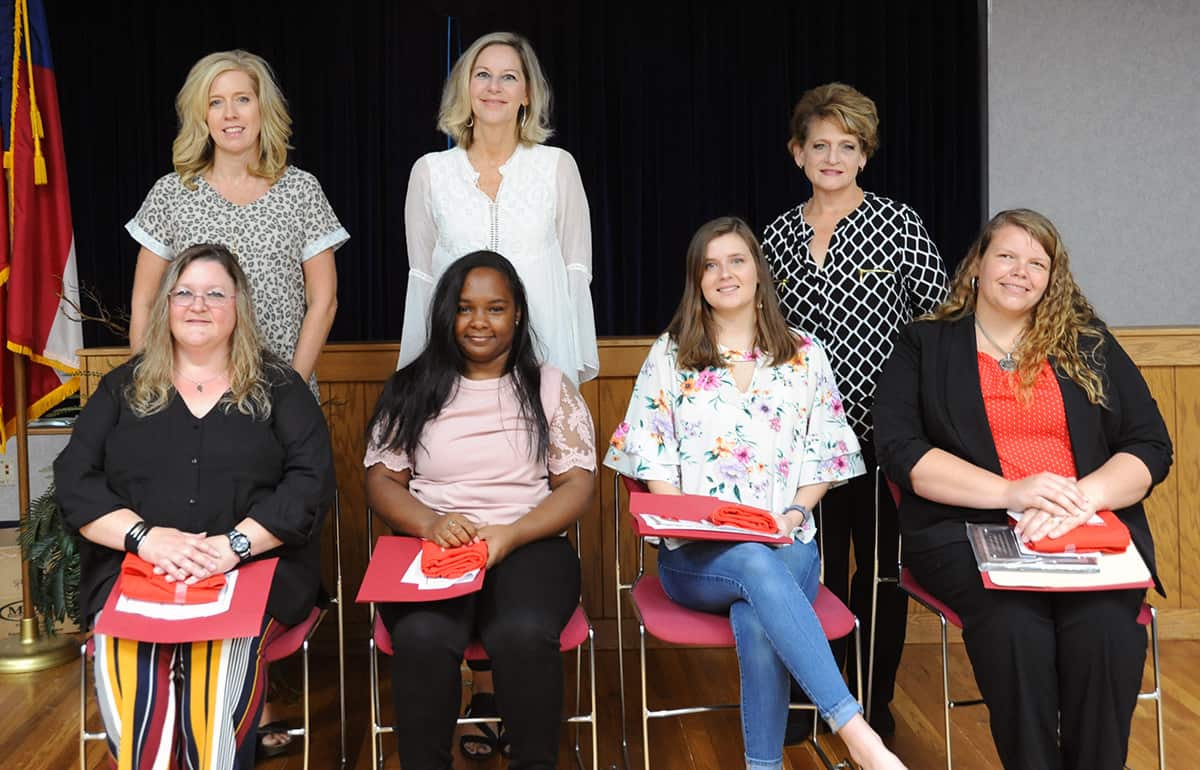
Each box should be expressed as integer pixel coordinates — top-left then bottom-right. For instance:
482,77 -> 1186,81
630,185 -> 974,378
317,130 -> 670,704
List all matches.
367,251 -> 550,462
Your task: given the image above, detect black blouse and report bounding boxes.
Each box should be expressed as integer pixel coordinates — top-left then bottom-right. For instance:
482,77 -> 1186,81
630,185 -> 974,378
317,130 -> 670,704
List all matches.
763,191 -> 947,445
54,359 -> 335,626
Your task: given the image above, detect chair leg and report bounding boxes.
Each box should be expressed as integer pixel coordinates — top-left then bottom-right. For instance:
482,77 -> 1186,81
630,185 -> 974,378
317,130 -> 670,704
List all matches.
334,494 -> 347,768
79,644 -> 87,770
939,615 -> 953,770
639,622 -> 651,770
573,641 -> 584,768
369,638 -> 382,770
301,639 -> 311,770
1151,607 -> 1165,770
588,629 -> 599,770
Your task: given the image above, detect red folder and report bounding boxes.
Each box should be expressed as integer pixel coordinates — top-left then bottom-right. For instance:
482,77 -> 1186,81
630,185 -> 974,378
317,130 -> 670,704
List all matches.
1023,510 -> 1131,555
628,492 -> 791,545
94,558 -> 277,643
356,536 -> 486,603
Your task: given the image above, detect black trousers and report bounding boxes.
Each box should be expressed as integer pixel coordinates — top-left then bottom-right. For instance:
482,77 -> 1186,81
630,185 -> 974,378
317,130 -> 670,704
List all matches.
910,539 -> 1147,770
803,453 -> 908,715
383,536 -> 581,770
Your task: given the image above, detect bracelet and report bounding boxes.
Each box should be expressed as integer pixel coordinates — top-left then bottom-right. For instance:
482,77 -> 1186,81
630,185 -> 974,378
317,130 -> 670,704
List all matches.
781,504 -> 811,527
124,521 -> 151,554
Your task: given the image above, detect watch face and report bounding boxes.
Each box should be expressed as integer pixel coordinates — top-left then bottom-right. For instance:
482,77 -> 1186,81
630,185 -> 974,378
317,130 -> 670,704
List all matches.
228,530 -> 250,556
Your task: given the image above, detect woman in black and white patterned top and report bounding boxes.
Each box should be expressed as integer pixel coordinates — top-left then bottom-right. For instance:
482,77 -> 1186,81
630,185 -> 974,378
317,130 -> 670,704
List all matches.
762,82 -> 946,737
127,50 -> 349,394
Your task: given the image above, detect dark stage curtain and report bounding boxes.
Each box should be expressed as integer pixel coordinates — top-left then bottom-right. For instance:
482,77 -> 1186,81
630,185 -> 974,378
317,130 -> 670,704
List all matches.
46,1 -> 982,346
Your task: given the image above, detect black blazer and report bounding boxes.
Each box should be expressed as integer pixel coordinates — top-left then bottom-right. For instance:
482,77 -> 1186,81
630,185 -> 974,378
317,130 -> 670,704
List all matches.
873,315 -> 1173,594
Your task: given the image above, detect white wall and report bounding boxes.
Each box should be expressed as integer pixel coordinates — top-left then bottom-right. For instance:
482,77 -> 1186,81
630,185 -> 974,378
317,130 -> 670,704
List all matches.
988,0 -> 1200,325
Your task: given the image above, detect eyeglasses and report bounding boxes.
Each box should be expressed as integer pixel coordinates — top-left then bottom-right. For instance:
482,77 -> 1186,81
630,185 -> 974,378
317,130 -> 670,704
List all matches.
169,288 -> 234,307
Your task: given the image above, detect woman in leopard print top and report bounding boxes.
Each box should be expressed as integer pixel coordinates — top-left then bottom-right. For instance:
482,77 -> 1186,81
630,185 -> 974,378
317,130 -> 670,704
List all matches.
126,50 -> 348,393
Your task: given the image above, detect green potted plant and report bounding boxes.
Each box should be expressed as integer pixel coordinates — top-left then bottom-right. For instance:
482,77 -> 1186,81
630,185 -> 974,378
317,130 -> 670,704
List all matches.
18,482 -> 82,636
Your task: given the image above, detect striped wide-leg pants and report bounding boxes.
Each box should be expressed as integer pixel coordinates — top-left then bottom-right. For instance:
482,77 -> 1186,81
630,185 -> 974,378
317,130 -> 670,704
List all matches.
92,614 -> 285,770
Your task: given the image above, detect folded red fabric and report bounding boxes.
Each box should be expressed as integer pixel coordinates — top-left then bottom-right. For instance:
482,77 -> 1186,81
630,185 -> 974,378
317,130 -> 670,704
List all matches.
1025,510 -> 1131,554
119,553 -> 227,604
421,540 -> 489,578
709,504 -> 777,533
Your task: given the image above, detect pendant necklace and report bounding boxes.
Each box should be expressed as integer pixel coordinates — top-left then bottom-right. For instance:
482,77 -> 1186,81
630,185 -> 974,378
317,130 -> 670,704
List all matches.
178,370 -> 227,393
975,318 -> 1019,372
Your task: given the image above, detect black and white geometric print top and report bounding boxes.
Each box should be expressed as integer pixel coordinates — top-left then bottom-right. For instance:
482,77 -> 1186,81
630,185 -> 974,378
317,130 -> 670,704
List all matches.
762,191 -> 947,444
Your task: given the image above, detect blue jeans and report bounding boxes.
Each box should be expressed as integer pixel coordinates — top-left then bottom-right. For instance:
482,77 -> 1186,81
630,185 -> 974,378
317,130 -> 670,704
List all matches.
657,538 -> 862,770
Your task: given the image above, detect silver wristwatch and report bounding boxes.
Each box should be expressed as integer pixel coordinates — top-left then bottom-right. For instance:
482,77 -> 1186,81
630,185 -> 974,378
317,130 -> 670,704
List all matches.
226,529 -> 252,562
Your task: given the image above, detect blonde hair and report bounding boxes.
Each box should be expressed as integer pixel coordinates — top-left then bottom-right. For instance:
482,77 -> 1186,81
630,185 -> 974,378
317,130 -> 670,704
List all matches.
127,244 -> 281,419
666,217 -> 798,371
787,82 -> 880,159
172,50 -> 292,189
929,209 -> 1107,405
437,32 -> 554,149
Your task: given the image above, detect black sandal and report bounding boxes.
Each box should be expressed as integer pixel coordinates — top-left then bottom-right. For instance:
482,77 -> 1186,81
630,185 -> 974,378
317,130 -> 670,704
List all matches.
256,720 -> 295,759
458,692 -> 507,761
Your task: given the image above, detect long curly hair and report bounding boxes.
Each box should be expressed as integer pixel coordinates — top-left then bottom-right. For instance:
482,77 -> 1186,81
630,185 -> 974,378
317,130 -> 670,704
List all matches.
929,209 -> 1107,404
127,243 -> 281,419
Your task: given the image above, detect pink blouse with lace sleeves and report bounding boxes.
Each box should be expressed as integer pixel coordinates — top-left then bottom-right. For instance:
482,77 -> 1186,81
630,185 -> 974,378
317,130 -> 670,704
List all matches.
549,376 -> 597,475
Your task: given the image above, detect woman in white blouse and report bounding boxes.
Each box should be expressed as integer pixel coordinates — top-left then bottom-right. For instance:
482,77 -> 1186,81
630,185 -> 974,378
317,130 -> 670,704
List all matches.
400,31 -> 598,386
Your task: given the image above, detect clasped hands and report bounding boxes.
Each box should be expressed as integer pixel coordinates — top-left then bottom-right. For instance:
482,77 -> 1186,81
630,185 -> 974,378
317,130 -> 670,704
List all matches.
424,513 -> 516,568
137,527 -> 240,584
1006,472 -> 1095,543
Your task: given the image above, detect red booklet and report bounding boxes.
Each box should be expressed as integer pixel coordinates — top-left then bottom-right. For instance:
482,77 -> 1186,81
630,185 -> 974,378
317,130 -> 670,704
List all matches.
94,558 -> 277,643
1023,510 -> 1131,554
356,536 -> 487,603
627,492 -> 791,544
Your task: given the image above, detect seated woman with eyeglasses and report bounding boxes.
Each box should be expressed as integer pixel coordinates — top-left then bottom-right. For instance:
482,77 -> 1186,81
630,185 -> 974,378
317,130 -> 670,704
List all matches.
55,243 -> 334,770
604,217 -> 906,770
873,209 -> 1172,769
365,250 -> 596,770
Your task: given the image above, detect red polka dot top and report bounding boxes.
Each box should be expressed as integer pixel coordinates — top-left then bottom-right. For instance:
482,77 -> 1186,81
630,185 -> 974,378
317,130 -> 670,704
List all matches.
978,353 -> 1077,480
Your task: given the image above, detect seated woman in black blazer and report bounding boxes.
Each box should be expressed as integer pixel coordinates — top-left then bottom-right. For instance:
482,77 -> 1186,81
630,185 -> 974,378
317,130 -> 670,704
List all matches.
873,209 -> 1172,770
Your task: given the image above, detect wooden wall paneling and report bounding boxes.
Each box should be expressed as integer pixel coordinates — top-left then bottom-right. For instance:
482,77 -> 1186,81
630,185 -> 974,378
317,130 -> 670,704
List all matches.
597,375 -> 636,622
1175,366 -> 1200,609
578,378 -> 604,620
1113,327 -> 1200,367
323,381 -> 376,638
1140,367 -> 1179,608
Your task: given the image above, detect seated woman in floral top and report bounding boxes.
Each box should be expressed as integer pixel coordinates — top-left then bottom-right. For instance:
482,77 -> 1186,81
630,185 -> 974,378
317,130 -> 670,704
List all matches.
605,217 -> 905,770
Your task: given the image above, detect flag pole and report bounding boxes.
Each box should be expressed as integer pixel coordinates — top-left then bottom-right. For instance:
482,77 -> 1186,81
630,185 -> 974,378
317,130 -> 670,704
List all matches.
0,352 -> 75,672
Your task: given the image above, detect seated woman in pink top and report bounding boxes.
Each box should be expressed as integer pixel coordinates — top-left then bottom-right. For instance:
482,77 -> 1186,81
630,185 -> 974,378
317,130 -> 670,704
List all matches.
364,250 -> 596,770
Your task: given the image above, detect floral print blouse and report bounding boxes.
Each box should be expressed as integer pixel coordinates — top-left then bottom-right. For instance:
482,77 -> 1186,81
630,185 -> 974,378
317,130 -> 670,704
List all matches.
604,332 -> 865,542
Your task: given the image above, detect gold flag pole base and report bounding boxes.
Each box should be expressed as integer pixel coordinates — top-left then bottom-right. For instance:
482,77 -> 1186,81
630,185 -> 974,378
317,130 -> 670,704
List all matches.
0,617 -> 77,673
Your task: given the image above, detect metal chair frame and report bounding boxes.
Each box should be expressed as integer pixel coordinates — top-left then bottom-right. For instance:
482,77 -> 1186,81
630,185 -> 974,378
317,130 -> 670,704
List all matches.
79,491 -> 346,769
866,468 -> 1165,770
364,510 -> 598,770
612,472 -> 862,770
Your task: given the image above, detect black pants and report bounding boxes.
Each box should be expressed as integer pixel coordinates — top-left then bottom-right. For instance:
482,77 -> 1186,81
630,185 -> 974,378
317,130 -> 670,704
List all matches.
910,540 -> 1147,770
804,455 -> 908,715
383,536 -> 581,770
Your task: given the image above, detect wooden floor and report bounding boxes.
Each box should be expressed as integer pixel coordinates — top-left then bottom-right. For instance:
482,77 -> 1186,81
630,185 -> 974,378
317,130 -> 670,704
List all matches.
3,639 -> 1192,769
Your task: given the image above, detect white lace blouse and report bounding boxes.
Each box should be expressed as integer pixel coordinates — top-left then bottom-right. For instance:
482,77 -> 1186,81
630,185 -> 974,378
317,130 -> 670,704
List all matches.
398,143 -> 599,384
